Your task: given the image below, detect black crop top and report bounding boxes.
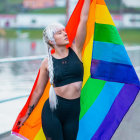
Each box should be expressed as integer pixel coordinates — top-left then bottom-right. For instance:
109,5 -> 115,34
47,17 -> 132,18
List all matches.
52,47 -> 84,87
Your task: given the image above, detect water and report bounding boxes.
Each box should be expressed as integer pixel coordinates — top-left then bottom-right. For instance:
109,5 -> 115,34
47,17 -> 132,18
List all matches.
0,38 -> 47,102
0,38 -> 47,58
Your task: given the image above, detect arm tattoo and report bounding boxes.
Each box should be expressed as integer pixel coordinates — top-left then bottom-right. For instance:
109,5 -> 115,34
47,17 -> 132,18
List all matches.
27,104 -> 35,116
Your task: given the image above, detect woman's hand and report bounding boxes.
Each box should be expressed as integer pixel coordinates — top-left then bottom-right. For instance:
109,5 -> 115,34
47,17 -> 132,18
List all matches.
16,114 -> 29,129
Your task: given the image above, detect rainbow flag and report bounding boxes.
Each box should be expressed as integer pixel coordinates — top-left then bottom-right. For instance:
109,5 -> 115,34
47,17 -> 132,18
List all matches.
11,0 -> 140,139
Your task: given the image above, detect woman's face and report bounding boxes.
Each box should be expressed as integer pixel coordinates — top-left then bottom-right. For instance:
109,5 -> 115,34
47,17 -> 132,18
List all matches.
53,28 -> 69,46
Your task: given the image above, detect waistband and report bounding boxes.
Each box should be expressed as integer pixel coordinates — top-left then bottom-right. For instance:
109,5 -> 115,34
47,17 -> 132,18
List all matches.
56,94 -> 80,103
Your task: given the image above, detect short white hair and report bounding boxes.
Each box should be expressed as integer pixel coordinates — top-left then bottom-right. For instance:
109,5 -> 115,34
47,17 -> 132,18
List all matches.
42,22 -> 65,111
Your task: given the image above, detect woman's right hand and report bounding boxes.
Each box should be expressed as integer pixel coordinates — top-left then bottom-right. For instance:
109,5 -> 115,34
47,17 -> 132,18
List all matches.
16,114 -> 29,129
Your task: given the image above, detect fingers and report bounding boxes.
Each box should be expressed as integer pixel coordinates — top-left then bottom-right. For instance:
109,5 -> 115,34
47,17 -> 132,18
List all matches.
17,123 -> 24,129
16,115 -> 28,129
17,121 -> 24,129
17,120 -> 21,125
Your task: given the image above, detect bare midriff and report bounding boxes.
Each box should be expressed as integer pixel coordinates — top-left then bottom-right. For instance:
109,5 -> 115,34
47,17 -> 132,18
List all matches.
54,81 -> 83,99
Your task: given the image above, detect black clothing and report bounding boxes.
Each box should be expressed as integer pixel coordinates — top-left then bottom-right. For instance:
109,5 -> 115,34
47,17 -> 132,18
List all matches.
41,94 -> 80,140
52,47 -> 84,87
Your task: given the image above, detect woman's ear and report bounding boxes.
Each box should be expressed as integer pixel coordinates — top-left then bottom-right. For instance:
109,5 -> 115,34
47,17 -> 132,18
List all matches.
48,40 -> 54,46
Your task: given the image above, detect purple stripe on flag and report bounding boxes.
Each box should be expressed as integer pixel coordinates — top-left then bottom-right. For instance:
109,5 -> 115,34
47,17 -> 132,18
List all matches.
91,59 -> 140,86
91,84 -> 140,140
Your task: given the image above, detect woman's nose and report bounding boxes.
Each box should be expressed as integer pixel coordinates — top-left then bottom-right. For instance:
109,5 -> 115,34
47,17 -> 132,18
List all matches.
62,29 -> 67,34
64,31 -> 67,36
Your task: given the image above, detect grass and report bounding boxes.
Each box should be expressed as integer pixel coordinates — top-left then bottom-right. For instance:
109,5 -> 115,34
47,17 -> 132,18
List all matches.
118,29 -> 140,44
7,0 -> 23,4
3,29 -> 43,39
4,29 -> 17,38
0,0 -> 66,14
1,28 -> 140,44
0,7 -> 66,14
28,7 -> 66,14
0,7 -> 66,15
22,29 -> 43,39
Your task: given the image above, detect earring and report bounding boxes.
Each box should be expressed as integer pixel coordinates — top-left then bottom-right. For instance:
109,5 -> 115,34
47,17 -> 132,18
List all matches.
51,48 -> 55,54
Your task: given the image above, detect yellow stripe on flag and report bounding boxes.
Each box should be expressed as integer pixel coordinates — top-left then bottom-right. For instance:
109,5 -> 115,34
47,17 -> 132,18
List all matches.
34,127 -> 46,140
82,36 -> 94,89
95,4 -> 115,26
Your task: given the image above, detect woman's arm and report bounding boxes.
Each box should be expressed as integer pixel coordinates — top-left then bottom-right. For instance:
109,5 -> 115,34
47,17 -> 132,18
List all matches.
25,58 -> 49,116
74,0 -> 91,54
17,58 -> 49,128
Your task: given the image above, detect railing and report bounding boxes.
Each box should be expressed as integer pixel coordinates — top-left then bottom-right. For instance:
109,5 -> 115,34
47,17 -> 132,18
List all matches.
0,55 -> 46,63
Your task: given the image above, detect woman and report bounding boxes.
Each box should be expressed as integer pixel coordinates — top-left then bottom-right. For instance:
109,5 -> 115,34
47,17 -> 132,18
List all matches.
16,0 -> 90,139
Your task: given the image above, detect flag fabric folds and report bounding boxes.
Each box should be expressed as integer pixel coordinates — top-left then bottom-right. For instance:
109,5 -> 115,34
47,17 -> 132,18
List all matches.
11,0 -> 140,139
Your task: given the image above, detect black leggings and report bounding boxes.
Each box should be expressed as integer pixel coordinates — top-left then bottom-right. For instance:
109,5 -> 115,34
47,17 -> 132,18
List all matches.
41,94 -> 80,140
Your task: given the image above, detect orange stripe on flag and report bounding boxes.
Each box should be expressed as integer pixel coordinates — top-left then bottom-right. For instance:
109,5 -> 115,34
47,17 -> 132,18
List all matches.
96,0 -> 106,5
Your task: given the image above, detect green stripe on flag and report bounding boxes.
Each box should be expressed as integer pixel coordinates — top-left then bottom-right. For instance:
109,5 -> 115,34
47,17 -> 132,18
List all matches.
79,77 -> 106,120
94,23 -> 123,45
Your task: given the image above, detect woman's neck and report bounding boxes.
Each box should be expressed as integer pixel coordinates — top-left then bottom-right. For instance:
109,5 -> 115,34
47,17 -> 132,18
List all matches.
53,46 -> 68,58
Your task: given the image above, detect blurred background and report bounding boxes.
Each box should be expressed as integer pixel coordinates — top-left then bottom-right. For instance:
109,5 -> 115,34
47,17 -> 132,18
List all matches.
0,0 -> 140,139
